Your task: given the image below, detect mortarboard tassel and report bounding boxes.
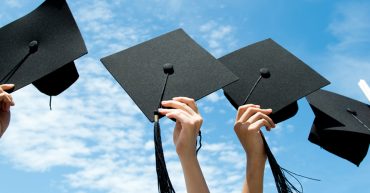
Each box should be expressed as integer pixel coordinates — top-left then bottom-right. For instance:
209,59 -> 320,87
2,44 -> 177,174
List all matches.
49,96 -> 53,110
154,111 -> 175,193
195,130 -> 202,155
261,132 -> 302,193
0,40 -> 38,84
153,63 -> 176,193
244,68 -> 320,193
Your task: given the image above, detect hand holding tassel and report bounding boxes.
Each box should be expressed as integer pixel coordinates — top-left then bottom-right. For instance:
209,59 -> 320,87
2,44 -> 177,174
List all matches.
159,97 -> 209,193
233,104 -> 276,193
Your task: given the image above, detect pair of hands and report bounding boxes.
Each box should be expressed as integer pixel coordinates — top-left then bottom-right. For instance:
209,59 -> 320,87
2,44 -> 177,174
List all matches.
0,84 -> 15,137
159,97 -> 275,160
159,97 -> 275,193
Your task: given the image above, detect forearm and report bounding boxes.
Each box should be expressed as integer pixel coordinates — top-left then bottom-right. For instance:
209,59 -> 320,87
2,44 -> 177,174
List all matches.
242,153 -> 267,193
179,155 -> 210,193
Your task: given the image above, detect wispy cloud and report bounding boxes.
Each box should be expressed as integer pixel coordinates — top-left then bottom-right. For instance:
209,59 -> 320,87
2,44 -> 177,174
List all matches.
205,92 -> 224,103
322,1 -> 370,101
199,20 -> 237,57
328,2 -> 370,52
74,0 -> 151,55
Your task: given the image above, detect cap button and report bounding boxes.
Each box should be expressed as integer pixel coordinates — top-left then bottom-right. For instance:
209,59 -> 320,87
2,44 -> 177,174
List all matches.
346,108 -> 357,116
163,63 -> 174,75
259,68 -> 271,78
28,40 -> 39,54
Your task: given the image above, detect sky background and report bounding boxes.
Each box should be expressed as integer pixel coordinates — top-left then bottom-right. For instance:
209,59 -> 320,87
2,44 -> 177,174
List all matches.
1,0 -> 370,193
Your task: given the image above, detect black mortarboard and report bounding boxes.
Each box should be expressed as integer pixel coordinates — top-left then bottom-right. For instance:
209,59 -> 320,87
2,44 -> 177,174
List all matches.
101,28 -> 238,193
219,39 -> 329,193
0,0 -> 87,98
220,38 -> 330,123
307,89 -> 370,166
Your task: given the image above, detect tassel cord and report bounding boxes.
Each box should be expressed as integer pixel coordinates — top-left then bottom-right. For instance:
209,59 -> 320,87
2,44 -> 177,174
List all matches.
1,53 -> 31,84
351,114 -> 370,132
195,130 -> 202,155
243,75 -> 262,105
261,132 -> 320,193
154,121 -> 176,193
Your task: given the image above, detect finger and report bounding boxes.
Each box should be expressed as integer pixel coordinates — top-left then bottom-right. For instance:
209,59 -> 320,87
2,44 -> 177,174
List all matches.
1,101 -> 11,112
158,108 -> 191,119
158,108 -> 174,115
4,102 -> 11,112
162,109 -> 192,124
246,111 -> 275,129
6,93 -> 14,106
236,104 -> 260,120
161,100 -> 196,116
172,97 -> 198,113
0,93 -> 14,106
0,84 -> 15,91
250,119 -> 272,131
239,107 -> 272,123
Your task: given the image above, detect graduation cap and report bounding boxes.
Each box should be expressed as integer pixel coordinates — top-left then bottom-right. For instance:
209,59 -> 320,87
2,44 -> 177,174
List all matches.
101,28 -> 238,193
307,89 -> 370,166
0,0 -> 87,107
219,38 -> 329,193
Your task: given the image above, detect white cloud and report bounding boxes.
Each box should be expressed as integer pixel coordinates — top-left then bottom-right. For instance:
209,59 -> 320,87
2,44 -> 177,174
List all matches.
202,106 -> 214,114
77,1 -> 113,22
205,92 -> 224,103
199,21 -> 237,57
74,0 -> 150,55
328,2 -> 370,52
323,1 -> 370,100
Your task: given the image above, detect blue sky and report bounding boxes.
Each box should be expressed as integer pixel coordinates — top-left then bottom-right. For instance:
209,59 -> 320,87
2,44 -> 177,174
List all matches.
1,0 -> 370,193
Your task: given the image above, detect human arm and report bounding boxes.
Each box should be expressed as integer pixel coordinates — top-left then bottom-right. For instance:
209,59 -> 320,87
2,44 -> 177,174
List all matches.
0,84 -> 15,138
233,104 -> 275,193
159,97 -> 209,193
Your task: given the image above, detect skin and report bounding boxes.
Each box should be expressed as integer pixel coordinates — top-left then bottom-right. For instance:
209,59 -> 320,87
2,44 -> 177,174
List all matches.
0,84 -> 15,138
234,104 -> 275,193
159,97 -> 209,193
160,97 -> 275,193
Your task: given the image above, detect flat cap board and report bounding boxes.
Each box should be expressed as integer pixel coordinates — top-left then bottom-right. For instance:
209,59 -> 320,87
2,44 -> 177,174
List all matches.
0,0 -> 87,95
101,28 -> 239,122
220,38 -> 330,123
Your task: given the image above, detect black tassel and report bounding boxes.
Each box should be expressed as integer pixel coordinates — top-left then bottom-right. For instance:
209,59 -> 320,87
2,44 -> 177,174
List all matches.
195,130 -> 202,155
260,132 -> 320,193
154,112 -> 176,193
49,96 -> 53,110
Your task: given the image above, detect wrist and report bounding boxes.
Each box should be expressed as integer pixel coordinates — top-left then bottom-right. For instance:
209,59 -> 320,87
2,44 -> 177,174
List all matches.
178,152 -> 198,163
